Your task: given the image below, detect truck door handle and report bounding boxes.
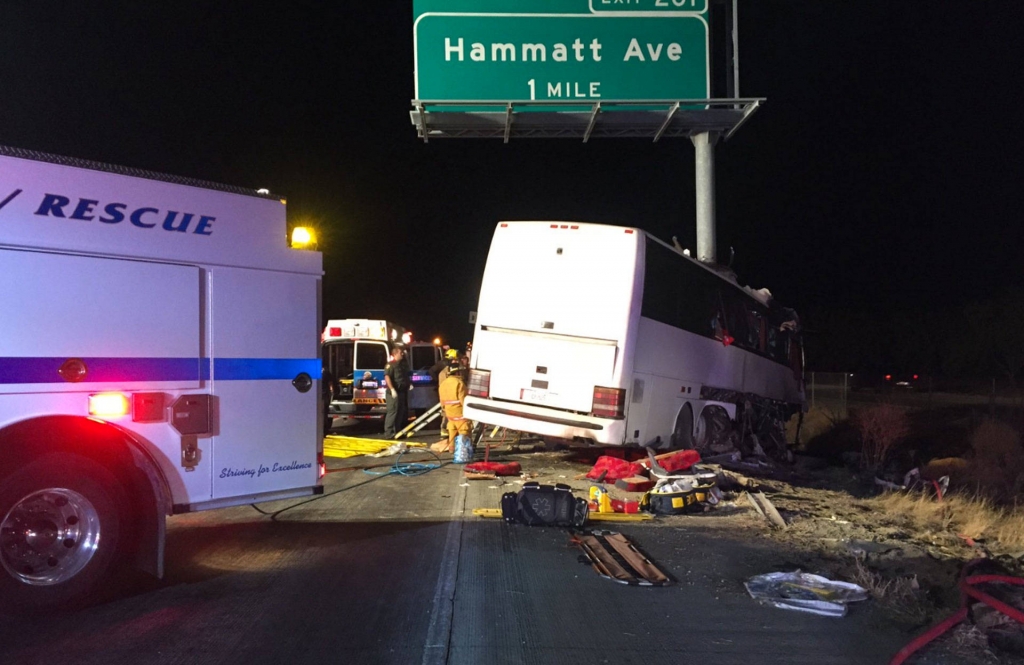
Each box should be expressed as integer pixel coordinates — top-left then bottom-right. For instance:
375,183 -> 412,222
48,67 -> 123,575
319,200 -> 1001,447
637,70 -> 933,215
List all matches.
292,373 -> 313,393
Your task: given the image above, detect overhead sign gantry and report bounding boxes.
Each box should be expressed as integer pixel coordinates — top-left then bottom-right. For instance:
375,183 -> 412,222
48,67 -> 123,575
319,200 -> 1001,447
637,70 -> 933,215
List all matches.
410,0 -> 759,264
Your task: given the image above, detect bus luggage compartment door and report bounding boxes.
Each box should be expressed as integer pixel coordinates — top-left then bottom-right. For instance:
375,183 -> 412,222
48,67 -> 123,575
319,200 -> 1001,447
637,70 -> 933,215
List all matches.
476,327 -> 618,414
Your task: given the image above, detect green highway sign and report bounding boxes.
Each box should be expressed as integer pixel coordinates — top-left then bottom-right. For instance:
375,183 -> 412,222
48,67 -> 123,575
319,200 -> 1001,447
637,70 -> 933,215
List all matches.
413,0 -> 709,107
585,0 -> 707,14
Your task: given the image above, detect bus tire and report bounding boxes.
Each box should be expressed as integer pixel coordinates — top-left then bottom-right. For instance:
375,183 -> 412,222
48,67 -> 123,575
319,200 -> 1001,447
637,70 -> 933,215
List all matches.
694,405 -> 737,454
670,404 -> 695,450
0,454 -> 128,614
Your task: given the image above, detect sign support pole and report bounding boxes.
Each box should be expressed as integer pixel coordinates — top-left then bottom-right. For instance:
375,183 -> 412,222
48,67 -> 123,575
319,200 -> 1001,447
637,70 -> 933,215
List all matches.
692,131 -> 719,263
732,0 -> 740,100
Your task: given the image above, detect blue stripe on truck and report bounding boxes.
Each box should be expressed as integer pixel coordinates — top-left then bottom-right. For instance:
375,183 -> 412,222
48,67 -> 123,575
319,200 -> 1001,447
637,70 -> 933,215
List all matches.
213,358 -> 321,380
0,357 -> 321,384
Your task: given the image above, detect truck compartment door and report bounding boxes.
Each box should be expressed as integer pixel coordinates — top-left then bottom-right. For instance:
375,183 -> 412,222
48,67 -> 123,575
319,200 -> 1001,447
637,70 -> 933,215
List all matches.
0,248 -> 202,393
210,267 -> 320,499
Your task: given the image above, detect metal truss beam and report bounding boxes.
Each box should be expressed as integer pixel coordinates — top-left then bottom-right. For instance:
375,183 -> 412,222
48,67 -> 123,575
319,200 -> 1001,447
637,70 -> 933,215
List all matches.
409,99 -> 764,143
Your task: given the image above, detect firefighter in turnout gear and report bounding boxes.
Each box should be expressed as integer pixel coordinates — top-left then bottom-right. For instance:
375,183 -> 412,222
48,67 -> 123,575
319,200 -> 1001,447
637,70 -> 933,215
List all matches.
429,348 -> 459,432
431,356 -> 470,454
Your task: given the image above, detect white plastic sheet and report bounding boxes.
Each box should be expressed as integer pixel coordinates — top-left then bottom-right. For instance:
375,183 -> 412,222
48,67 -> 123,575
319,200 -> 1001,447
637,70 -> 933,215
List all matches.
744,572 -> 869,617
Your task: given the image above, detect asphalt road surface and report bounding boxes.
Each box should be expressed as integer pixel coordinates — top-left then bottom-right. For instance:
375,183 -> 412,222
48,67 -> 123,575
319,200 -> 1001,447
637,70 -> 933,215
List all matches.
0,453 -> 916,665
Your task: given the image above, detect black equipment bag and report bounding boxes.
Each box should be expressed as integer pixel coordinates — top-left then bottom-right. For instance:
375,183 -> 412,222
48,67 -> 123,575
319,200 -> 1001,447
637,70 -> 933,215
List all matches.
500,482 -> 588,527
640,487 -> 707,515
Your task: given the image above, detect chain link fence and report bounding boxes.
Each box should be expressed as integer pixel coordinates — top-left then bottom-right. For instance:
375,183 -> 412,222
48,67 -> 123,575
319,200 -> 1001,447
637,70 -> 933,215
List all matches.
805,372 -> 850,418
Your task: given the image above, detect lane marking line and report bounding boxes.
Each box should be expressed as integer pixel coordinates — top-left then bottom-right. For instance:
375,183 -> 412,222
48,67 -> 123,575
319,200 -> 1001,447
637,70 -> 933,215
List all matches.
421,471 -> 467,665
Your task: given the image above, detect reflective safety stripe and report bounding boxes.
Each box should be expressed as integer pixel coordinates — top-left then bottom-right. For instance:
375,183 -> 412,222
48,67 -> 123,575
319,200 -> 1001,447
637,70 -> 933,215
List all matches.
0,357 -> 321,384
442,400 -> 462,405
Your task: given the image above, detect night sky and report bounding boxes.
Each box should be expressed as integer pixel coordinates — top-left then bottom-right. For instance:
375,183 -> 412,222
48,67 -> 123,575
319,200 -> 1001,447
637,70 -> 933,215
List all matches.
3,1 -> 1022,352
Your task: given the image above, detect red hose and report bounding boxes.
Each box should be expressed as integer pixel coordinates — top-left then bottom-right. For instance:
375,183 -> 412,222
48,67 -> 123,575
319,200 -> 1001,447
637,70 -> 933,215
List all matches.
889,566 -> 1024,665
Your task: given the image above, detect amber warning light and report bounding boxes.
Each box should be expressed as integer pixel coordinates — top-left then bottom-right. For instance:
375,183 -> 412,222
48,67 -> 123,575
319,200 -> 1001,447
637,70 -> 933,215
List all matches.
290,227 -> 316,249
89,393 -> 130,418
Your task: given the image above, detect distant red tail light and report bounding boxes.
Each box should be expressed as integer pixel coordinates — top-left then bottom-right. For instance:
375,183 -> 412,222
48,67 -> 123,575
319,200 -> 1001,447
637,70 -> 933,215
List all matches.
913,374 -> 919,380
468,369 -> 491,398
885,374 -> 892,381
592,386 -> 626,419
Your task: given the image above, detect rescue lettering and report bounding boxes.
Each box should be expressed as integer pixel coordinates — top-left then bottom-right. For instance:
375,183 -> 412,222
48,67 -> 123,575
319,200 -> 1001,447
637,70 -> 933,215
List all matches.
34,193 -> 216,236
0,189 -> 23,212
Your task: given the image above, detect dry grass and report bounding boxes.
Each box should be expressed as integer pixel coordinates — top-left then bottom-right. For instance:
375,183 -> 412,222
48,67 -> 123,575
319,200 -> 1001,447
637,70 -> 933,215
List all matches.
950,625 -> 1000,663
849,558 -> 928,624
787,406 -> 842,447
967,420 -> 1024,502
871,491 -> 1024,552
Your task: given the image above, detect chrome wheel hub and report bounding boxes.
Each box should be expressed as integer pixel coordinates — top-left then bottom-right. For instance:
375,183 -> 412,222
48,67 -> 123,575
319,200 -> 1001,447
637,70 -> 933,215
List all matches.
0,488 -> 101,586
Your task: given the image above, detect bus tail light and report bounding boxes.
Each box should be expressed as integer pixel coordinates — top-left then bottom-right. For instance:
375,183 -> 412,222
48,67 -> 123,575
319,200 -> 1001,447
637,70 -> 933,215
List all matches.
89,392 -> 130,418
468,369 -> 491,398
592,386 -> 626,419
317,452 -> 326,480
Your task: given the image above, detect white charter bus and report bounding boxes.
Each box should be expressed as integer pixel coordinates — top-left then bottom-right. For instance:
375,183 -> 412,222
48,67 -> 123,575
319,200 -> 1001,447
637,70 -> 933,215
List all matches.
464,222 -> 804,453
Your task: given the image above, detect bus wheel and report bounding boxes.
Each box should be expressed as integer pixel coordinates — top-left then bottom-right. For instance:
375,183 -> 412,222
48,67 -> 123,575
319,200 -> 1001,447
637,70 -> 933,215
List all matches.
694,406 -> 737,454
670,404 -> 694,450
0,454 -> 127,613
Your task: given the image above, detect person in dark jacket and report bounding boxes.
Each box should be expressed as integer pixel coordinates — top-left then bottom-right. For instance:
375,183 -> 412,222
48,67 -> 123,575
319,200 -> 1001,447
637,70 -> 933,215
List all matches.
383,347 -> 410,438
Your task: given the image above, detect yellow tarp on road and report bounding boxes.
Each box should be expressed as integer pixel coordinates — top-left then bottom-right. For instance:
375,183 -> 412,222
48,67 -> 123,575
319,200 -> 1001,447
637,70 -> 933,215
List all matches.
323,435 -> 425,459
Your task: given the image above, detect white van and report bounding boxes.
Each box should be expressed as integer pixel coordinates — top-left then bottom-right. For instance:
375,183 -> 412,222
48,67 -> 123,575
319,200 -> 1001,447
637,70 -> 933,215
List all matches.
0,146 -> 323,610
464,221 -> 804,451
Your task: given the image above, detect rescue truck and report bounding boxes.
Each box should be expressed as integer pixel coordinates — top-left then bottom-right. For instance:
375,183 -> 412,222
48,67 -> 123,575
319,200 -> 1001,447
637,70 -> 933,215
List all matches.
0,145 -> 323,610
322,320 -> 441,429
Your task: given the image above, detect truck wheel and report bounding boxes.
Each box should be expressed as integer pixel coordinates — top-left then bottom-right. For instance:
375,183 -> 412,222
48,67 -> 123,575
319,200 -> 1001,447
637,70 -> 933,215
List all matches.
0,454 -> 127,613
670,404 -> 694,450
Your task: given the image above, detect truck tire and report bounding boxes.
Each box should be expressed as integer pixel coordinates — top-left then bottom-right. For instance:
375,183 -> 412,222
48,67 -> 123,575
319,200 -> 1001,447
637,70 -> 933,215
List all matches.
0,454 -> 128,613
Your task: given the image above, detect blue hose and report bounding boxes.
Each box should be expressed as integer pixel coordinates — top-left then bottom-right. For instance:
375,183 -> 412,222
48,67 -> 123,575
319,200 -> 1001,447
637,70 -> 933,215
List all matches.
362,448 -> 445,477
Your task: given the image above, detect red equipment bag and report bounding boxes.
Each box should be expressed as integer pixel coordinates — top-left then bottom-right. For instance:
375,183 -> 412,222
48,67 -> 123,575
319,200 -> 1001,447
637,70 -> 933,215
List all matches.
657,449 -> 701,473
464,461 -> 522,476
585,456 -> 645,482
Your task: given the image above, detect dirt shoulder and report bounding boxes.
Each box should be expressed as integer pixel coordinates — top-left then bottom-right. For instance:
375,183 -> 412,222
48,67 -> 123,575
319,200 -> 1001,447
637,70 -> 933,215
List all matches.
464,443 -> 1024,664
